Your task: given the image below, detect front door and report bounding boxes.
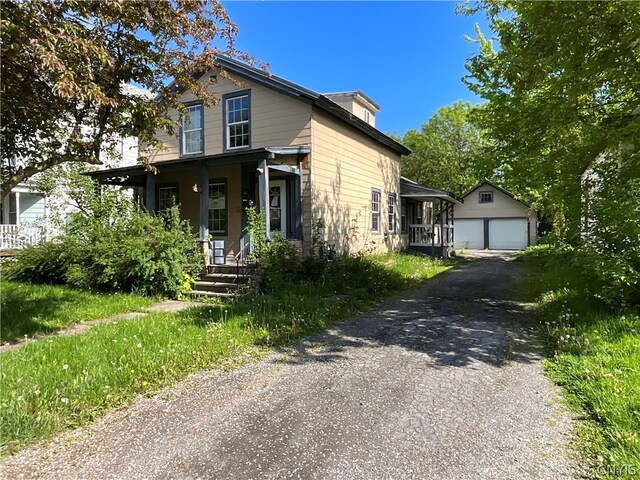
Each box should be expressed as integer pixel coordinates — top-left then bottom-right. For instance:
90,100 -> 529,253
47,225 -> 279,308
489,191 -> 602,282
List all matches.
269,180 -> 287,234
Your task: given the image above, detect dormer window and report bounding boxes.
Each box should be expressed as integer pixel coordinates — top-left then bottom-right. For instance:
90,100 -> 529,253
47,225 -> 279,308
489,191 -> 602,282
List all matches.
364,109 -> 371,124
224,91 -> 251,150
479,191 -> 494,203
182,103 -> 203,155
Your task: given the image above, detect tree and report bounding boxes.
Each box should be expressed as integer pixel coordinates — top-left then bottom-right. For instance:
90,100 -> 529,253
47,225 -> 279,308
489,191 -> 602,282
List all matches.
397,100 -> 489,196
461,1 -> 640,240
1,0 -> 255,199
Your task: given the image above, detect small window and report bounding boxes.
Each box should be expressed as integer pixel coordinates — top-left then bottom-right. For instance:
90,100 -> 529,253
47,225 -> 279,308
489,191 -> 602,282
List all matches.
371,188 -> 381,233
182,104 -> 203,155
479,191 -> 493,203
225,93 -> 250,150
401,199 -> 407,234
364,109 -> 371,124
158,186 -> 178,212
208,182 -> 227,234
388,193 -> 397,233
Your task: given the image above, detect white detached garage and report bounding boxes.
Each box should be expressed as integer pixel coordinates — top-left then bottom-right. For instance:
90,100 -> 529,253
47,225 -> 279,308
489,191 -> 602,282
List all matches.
454,180 -> 537,251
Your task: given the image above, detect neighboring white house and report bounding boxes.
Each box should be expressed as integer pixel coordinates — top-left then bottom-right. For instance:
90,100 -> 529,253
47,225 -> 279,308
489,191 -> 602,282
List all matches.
453,179 -> 537,250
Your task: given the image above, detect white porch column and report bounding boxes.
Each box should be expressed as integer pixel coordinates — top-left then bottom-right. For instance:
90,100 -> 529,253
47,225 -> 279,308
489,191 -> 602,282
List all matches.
258,159 -> 271,240
15,191 -> 20,226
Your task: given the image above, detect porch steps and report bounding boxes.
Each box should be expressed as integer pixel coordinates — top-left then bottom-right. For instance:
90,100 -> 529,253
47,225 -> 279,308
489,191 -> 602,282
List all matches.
187,262 -> 257,299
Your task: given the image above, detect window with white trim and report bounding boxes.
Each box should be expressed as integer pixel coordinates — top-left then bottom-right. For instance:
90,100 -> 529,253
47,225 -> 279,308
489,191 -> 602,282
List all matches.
364,109 -> 371,124
182,104 -> 203,155
479,191 -> 493,203
371,188 -> 381,233
401,199 -> 407,233
225,93 -> 250,149
208,182 -> 227,234
388,193 -> 397,233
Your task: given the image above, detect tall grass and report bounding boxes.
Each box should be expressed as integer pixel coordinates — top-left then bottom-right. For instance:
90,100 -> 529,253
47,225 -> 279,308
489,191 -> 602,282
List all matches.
521,246 -> 640,479
0,253 -> 452,455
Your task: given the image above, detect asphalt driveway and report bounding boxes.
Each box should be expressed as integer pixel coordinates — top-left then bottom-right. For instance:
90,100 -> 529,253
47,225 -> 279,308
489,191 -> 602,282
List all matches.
3,252 -> 578,479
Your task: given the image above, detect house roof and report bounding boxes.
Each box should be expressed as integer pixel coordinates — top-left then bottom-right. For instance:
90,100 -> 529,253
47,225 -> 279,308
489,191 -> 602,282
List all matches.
400,177 -> 462,205
171,56 -> 410,156
461,179 -> 531,208
323,91 -> 381,112
86,146 -> 310,184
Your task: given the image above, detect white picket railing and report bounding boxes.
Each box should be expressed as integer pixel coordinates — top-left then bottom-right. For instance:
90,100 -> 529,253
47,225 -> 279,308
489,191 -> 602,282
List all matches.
0,225 -> 45,250
409,224 -> 453,246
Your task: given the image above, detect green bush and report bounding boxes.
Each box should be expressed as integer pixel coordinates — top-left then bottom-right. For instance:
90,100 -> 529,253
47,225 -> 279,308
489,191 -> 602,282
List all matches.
9,204 -> 201,298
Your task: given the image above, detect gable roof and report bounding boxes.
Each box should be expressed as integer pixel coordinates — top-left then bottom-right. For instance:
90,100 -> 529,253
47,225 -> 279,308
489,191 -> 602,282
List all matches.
461,179 -> 531,208
171,56 -> 410,156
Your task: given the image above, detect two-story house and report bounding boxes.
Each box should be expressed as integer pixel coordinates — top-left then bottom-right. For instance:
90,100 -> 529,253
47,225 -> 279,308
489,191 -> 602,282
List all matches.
89,57 -> 459,262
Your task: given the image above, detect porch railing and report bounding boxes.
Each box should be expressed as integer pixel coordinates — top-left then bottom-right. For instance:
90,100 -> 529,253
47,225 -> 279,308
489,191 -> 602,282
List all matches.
409,224 -> 453,246
0,224 -> 45,250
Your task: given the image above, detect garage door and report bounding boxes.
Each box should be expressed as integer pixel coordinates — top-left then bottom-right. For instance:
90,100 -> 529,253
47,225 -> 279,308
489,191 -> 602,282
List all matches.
488,219 -> 528,250
454,219 -> 484,249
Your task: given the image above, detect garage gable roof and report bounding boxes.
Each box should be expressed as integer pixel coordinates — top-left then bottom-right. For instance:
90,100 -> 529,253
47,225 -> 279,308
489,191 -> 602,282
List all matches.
461,179 -> 531,208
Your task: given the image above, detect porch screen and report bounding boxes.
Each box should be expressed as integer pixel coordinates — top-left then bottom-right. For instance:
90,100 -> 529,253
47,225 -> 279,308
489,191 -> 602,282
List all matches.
208,183 -> 227,234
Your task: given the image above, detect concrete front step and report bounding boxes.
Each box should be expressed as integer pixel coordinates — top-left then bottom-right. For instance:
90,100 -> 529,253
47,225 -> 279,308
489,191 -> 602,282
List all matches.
194,281 -> 238,292
199,273 -> 255,282
187,290 -> 236,298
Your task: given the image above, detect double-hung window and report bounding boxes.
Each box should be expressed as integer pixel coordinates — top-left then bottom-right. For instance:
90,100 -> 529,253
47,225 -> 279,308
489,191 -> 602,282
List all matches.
225,92 -> 250,150
208,182 -> 227,234
401,199 -> 407,234
182,104 -> 203,155
388,193 -> 397,233
158,186 -> 178,212
371,188 -> 381,233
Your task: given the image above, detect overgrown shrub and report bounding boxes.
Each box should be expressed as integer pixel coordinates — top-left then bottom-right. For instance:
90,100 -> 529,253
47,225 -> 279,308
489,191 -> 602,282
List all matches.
9,196 -> 201,298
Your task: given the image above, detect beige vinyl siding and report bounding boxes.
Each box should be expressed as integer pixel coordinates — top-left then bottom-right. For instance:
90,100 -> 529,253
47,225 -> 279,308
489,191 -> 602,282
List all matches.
309,110 -> 404,255
455,186 -> 538,246
147,73 -> 312,163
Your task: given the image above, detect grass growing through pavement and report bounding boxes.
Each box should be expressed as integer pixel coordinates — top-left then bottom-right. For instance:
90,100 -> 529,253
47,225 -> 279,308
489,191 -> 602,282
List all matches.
0,253 -> 452,456
520,247 -> 640,479
0,281 -> 155,343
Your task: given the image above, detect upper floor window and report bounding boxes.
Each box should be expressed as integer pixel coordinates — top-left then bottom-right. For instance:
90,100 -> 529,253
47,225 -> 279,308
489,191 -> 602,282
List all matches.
364,109 -> 371,124
371,188 -> 381,233
225,92 -> 250,150
182,104 -> 203,155
479,191 -> 494,203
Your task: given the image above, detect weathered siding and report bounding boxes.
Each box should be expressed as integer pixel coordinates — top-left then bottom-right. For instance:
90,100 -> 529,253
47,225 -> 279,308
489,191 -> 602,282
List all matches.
148,73 -> 312,163
455,186 -> 538,246
309,110 -> 404,255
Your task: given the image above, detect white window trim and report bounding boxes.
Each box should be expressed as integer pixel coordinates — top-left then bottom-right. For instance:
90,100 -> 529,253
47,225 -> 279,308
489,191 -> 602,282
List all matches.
182,104 -> 203,155
371,188 -> 381,233
225,94 -> 250,151
388,193 -> 397,234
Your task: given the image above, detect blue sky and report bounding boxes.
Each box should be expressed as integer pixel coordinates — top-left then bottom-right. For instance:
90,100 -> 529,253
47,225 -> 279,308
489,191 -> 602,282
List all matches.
222,1 -> 491,135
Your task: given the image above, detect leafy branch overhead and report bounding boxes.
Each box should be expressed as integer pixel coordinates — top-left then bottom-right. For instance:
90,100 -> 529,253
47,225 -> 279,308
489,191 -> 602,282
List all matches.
0,0 -> 258,198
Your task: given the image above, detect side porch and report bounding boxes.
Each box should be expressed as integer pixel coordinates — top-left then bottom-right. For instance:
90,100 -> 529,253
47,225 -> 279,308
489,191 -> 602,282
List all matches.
400,177 -> 461,258
89,146 -> 310,266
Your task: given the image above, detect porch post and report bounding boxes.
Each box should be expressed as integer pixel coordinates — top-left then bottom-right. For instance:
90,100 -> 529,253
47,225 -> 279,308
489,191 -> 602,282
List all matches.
258,159 -> 271,240
199,165 -> 209,241
440,199 -> 444,248
430,200 -> 435,253
15,192 -> 20,226
145,173 -> 156,213
294,161 -> 303,240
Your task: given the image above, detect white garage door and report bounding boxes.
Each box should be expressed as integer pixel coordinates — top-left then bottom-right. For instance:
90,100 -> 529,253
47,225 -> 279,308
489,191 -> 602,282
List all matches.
488,219 -> 528,250
454,219 -> 484,249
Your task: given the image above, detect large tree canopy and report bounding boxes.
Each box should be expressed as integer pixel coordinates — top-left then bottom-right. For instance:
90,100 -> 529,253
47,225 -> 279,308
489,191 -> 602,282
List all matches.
397,100 -> 489,196
461,0 -> 640,238
1,0 -> 253,198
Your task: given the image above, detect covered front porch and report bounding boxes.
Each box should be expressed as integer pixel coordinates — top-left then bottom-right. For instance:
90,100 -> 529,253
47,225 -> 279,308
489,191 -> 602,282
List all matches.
400,177 -> 461,258
89,146 -> 309,266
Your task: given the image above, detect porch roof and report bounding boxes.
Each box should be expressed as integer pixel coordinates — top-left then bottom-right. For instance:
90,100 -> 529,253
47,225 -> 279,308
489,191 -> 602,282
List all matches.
400,177 -> 462,205
85,146 -> 310,186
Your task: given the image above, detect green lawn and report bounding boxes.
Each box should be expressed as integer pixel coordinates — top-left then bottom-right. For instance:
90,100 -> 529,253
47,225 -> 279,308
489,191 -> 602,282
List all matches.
0,253 -> 453,456
521,247 -> 640,479
0,281 -> 155,343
